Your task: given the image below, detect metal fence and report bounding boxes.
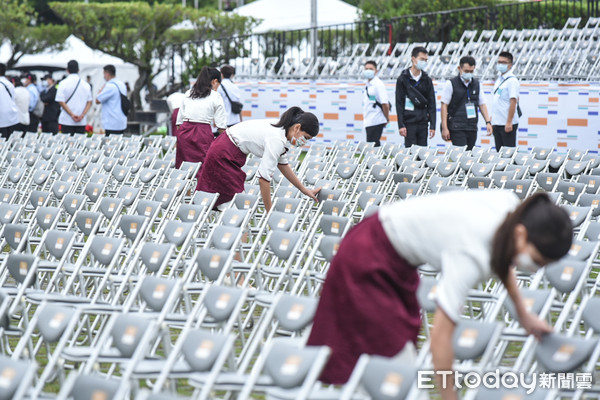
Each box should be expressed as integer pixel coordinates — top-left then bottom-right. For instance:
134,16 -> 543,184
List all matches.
168,0 -> 600,82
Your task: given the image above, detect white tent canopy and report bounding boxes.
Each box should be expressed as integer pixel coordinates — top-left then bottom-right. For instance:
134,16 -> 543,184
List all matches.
234,0 -> 359,33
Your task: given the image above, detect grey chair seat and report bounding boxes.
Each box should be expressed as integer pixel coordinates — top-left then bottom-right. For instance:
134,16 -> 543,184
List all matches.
26,292 -> 110,306
189,371 -> 272,390
132,359 -> 191,377
62,347 -> 162,363
535,333 -> 598,372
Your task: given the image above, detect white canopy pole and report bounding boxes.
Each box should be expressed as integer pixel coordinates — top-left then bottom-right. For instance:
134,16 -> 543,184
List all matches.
310,0 -> 317,60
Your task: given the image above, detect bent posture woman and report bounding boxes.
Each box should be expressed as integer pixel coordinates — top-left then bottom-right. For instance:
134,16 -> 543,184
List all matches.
307,191 -> 572,397
196,106 -> 321,211
175,67 -> 226,168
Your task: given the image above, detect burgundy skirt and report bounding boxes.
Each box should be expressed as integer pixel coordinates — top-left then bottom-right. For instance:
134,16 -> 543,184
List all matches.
306,213 -> 421,384
175,121 -> 213,169
196,133 -> 247,207
171,109 -> 179,137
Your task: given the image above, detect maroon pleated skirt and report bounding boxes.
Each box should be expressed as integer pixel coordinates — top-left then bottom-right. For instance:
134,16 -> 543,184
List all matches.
171,109 -> 179,137
306,213 -> 421,384
196,133 -> 247,207
175,121 -> 213,169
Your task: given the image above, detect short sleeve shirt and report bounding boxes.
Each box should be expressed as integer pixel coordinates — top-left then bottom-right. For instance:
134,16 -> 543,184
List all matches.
491,71 -> 520,126
363,76 -> 389,128
55,74 -> 92,126
227,119 -> 290,181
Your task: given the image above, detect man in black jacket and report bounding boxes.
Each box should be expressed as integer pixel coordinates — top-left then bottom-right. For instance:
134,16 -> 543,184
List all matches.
440,56 -> 492,150
395,46 -> 436,147
40,74 -> 59,134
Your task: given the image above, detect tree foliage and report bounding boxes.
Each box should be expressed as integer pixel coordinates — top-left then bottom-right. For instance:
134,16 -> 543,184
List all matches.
0,0 -> 69,68
358,0 -> 497,20
50,2 -> 257,108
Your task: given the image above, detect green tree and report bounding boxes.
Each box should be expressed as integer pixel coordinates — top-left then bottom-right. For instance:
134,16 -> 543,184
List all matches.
0,0 -> 69,68
359,0 -> 496,20
50,2 -> 256,108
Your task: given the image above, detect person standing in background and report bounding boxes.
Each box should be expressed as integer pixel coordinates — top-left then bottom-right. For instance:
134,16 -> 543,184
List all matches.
362,60 -> 389,147
167,91 -> 186,136
491,51 -> 520,150
56,60 -> 93,135
175,66 -> 227,168
440,56 -> 493,150
218,65 -> 243,128
395,46 -> 436,148
40,74 -> 60,134
96,64 -> 127,136
23,74 -> 40,133
0,63 -> 19,139
12,78 -> 30,133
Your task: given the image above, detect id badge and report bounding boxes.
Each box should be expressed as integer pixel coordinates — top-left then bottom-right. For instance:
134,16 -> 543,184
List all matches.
466,102 -> 476,119
405,98 -> 415,111
368,94 -> 377,102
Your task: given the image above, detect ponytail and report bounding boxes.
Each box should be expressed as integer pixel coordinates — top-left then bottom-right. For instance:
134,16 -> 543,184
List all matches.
272,106 -> 320,137
189,67 -> 221,99
491,193 -> 572,284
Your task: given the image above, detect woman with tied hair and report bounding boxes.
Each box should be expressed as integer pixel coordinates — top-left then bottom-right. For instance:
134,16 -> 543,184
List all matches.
307,191 -> 573,397
196,106 -> 321,211
175,66 -> 227,169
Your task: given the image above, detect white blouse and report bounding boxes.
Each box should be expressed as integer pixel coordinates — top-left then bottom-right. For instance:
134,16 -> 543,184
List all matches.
378,190 -> 520,322
176,89 -> 227,129
227,118 -> 291,182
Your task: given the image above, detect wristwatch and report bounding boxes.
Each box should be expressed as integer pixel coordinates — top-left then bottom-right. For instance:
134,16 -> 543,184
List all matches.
485,121 -> 491,125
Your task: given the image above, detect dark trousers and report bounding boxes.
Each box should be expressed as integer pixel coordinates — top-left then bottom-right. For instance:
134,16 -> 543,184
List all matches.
0,125 -> 16,139
450,129 -> 477,151
41,120 -> 59,135
105,129 -> 124,136
27,112 -> 39,133
365,123 -> 386,147
13,124 -> 28,134
404,122 -> 429,147
61,125 -> 86,135
492,124 -> 518,151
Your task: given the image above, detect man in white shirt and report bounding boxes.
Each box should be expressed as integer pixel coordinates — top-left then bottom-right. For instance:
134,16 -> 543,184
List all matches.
0,63 -> 19,139
218,65 -> 243,128
362,60 -> 389,147
491,51 -> 520,150
55,60 -> 93,135
440,56 -> 493,151
23,74 -> 40,133
96,64 -> 128,135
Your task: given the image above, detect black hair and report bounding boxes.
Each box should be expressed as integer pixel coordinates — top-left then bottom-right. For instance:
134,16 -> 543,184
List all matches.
271,106 -> 319,137
221,65 -> 235,79
459,56 -> 476,67
103,64 -> 116,77
67,60 -> 79,74
498,51 -> 514,64
12,77 -> 22,87
0,63 -> 5,76
364,60 -> 377,69
411,46 -> 429,58
491,193 -> 573,285
189,67 -> 221,99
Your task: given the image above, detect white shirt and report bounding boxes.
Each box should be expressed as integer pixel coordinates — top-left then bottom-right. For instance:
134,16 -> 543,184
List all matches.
227,119 -> 291,182
409,69 -> 422,82
218,79 -> 242,126
378,190 -> 520,322
15,87 -> 30,125
440,78 -> 486,106
363,76 -> 389,128
55,74 -> 93,126
491,70 -> 519,126
166,92 -> 186,113
176,89 -> 227,129
0,77 -> 19,128
96,78 -> 127,131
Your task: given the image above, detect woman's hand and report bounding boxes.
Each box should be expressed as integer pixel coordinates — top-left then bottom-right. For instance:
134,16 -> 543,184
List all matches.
520,312 -> 552,340
305,187 -> 322,202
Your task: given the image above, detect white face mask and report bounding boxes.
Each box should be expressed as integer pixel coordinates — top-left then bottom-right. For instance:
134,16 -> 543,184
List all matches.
515,252 -> 540,275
